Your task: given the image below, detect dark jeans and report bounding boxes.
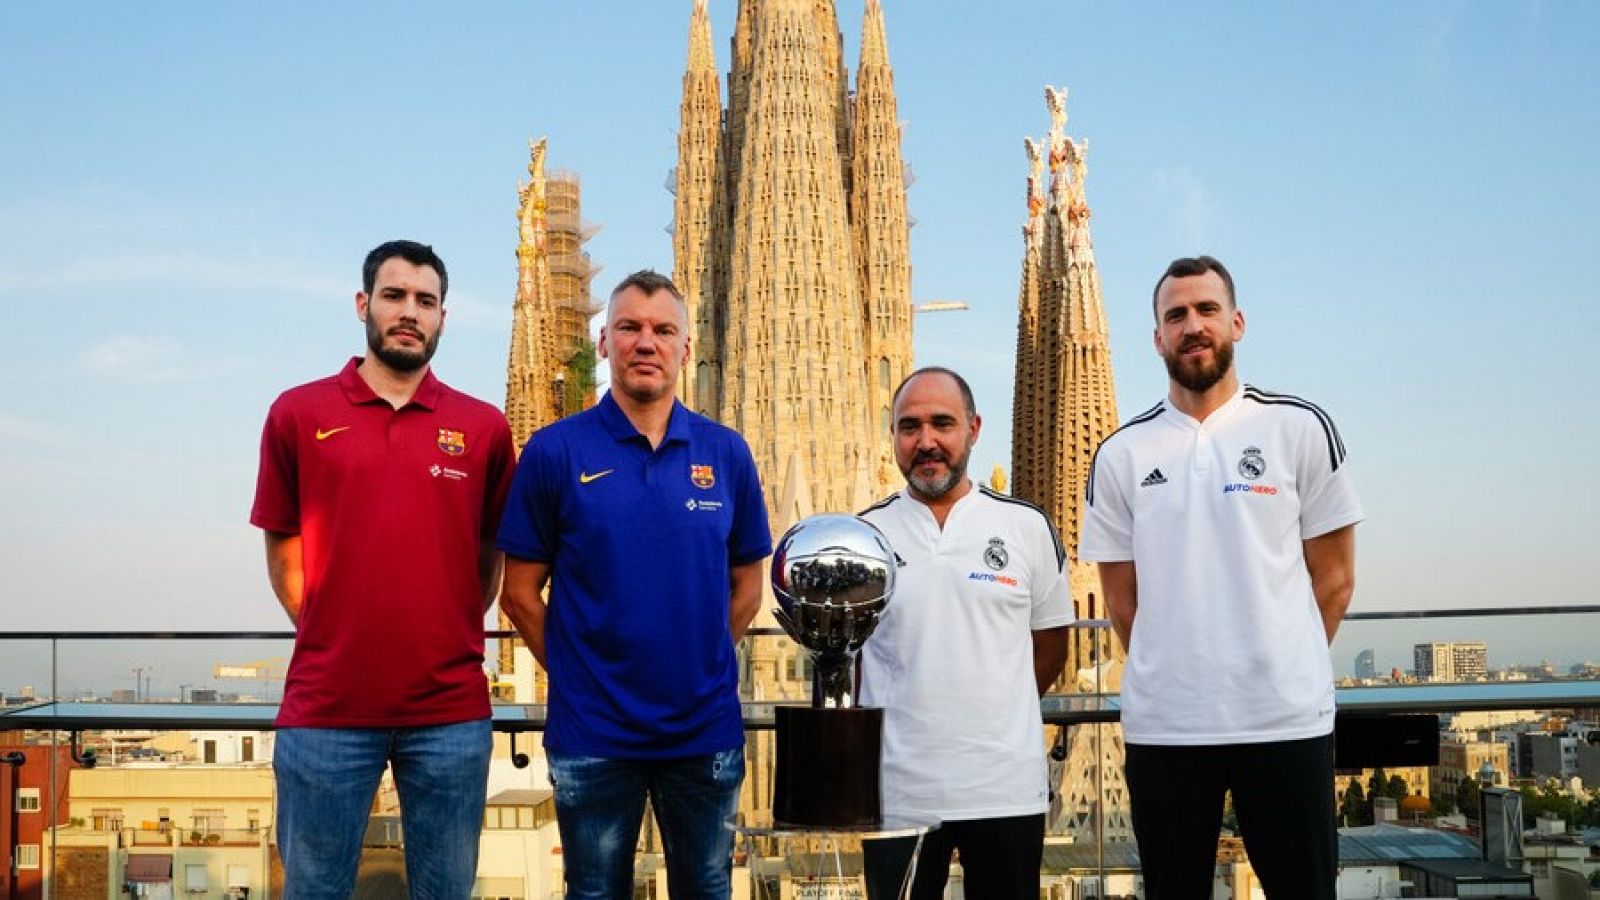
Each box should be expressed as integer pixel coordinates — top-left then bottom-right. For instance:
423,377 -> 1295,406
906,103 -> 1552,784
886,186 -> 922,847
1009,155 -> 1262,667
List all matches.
863,813 -> 1045,900
546,746 -> 744,900
274,720 -> 492,900
1125,734 -> 1337,900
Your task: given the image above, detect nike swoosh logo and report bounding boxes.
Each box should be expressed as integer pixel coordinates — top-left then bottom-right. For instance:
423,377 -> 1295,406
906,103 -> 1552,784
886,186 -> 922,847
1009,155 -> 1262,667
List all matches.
315,427 -> 351,441
579,469 -> 614,484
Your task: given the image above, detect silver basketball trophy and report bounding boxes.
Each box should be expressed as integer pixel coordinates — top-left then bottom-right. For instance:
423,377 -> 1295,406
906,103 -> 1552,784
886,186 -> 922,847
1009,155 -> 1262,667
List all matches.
769,513 -> 897,827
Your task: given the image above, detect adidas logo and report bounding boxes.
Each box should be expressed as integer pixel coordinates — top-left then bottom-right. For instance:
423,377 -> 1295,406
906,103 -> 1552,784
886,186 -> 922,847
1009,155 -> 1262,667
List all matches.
1140,469 -> 1168,487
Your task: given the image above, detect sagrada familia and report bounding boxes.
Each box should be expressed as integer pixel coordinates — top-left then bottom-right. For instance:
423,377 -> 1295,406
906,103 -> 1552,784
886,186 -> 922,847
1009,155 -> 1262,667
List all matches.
502,0 -> 1132,846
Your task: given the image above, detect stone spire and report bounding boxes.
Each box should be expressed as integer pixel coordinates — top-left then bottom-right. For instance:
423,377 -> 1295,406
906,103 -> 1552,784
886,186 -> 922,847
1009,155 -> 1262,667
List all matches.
673,0 -> 725,415
850,0 -> 913,492
505,137 -> 561,450
1012,135 -> 1048,507
720,0 -> 875,525
1013,87 -> 1120,624
1010,86 -> 1132,846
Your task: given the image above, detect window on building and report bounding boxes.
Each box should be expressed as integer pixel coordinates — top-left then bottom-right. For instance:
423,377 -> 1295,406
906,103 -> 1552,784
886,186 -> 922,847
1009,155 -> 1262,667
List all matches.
16,844 -> 40,869
92,808 -> 125,832
193,808 -> 225,835
16,787 -> 40,812
226,865 -> 250,890
185,864 -> 208,892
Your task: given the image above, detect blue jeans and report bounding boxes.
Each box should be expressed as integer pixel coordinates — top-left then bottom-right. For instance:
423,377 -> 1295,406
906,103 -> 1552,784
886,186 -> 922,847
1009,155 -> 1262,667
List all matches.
274,720 -> 492,899
547,746 -> 744,900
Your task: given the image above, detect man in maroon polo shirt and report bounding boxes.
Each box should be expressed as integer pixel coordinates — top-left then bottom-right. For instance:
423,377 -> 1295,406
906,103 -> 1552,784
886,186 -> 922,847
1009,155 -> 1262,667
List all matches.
251,240 -> 516,898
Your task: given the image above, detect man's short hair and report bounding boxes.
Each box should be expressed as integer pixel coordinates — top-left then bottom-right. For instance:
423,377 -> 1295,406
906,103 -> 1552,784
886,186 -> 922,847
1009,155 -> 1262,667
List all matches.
891,366 -> 977,419
1152,255 -> 1234,317
363,240 -> 449,300
610,270 -> 684,303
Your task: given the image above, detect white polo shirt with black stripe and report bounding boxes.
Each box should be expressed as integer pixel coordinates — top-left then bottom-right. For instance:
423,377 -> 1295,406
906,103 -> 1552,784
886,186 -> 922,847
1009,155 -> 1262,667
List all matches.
859,485 -> 1075,822
1080,384 -> 1364,746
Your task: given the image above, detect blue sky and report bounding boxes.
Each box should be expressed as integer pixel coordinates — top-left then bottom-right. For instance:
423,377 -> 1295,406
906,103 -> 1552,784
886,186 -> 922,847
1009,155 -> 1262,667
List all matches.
2,2 -> 1596,693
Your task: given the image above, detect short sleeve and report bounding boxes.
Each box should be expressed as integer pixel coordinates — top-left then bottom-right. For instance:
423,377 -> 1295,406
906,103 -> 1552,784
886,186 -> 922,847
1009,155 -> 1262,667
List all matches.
497,432 -> 561,563
1029,513 -> 1074,629
726,433 -> 773,565
1297,411 -> 1364,539
480,415 -> 518,541
1079,439 -> 1134,561
250,397 -> 300,534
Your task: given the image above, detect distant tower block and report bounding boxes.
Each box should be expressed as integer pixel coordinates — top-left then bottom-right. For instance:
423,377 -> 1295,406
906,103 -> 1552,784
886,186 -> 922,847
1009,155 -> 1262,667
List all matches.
499,137 -> 601,698
1010,87 -> 1131,844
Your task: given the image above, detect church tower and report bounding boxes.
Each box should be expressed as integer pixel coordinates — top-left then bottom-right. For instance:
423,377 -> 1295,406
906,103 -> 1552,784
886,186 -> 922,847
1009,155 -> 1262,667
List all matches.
673,0 -> 913,531
1009,88 -> 1133,844
499,137 -> 600,696
670,0 -> 916,824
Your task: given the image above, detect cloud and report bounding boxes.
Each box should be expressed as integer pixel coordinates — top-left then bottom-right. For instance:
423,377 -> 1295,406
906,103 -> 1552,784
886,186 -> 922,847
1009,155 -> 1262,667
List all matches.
76,334 -> 210,383
0,412 -> 69,446
1149,166 -> 1215,248
0,251 -> 344,300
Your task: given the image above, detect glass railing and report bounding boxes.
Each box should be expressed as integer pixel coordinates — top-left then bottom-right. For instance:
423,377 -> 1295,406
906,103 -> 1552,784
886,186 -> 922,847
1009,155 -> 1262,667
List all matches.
3,606 -> 1597,899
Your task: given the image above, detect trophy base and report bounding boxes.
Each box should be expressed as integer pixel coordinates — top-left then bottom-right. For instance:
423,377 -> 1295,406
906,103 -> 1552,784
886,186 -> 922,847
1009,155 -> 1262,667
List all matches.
772,705 -> 883,828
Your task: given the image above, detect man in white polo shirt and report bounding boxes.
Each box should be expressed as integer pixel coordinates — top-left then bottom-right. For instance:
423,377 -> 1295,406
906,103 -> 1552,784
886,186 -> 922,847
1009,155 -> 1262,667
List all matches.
1080,256 -> 1362,900
859,366 -> 1073,900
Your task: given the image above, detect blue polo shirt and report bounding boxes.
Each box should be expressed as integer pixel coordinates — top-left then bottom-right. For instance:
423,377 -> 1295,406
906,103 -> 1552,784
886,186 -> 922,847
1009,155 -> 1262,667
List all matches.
497,392 -> 772,758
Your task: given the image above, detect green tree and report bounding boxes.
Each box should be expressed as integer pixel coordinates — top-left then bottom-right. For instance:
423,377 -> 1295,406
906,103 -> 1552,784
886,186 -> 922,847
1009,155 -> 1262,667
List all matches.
1520,780 -> 1582,829
1341,779 -> 1370,826
1457,777 -> 1481,820
561,338 -> 598,415
1431,791 -> 1455,817
1384,774 -> 1410,802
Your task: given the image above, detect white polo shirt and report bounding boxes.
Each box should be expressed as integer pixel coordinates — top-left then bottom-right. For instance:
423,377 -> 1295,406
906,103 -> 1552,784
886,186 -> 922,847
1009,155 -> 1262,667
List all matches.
859,485 -> 1075,822
1080,384 -> 1364,746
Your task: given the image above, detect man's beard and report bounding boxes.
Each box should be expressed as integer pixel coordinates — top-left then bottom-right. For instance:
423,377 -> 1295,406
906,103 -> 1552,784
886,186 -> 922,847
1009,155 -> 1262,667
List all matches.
367,319 -> 439,373
905,448 -> 970,500
1164,336 -> 1234,393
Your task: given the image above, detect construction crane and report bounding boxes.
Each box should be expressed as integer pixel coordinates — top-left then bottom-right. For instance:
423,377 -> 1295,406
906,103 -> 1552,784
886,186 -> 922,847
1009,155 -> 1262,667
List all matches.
915,300 -> 970,313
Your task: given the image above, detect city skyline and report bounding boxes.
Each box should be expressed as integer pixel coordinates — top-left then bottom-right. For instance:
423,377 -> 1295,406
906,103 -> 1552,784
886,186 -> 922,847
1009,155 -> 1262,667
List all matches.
3,2 -> 1597,690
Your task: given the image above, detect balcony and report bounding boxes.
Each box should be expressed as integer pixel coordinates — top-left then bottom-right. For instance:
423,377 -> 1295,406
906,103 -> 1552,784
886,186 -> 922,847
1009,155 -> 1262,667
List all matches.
2,607 -> 1598,899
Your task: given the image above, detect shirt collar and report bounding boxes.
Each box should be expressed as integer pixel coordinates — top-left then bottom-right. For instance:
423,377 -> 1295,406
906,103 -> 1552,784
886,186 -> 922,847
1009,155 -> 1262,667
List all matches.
335,356 -> 443,410
1162,382 -> 1246,429
596,391 -> 692,445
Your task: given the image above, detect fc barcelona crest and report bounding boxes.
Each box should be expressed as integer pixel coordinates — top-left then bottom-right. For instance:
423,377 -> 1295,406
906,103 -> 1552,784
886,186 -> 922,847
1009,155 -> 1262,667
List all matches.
690,464 -> 715,489
437,428 -> 466,456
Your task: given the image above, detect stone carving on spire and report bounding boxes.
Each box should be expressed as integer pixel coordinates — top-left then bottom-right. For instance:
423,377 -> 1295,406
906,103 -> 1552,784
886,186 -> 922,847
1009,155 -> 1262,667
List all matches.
1010,86 -> 1131,845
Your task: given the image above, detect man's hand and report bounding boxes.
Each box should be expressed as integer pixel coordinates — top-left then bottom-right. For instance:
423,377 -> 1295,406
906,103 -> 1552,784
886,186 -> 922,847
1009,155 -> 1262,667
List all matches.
1098,561 -> 1137,653
729,558 -> 765,641
500,557 -> 553,668
1304,525 -> 1356,643
264,531 -> 304,626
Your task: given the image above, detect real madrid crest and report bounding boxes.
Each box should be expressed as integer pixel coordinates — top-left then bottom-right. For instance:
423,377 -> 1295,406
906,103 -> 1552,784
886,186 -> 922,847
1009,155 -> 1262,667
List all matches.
690,464 -> 715,489
983,537 -> 1009,571
437,428 -> 466,456
1238,445 -> 1265,481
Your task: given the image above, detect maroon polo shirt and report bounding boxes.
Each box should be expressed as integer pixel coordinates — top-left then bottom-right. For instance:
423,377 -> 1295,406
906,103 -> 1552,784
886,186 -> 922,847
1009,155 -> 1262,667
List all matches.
252,358 -> 516,727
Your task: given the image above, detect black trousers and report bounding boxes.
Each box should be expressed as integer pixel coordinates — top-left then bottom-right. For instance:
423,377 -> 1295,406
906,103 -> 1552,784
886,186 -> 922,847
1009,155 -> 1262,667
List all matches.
1124,734 -> 1337,900
862,813 -> 1045,900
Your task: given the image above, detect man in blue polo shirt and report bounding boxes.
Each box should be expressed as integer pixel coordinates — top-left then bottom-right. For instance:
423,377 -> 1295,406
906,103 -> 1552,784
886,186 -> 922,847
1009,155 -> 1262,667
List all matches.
498,270 -> 771,899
